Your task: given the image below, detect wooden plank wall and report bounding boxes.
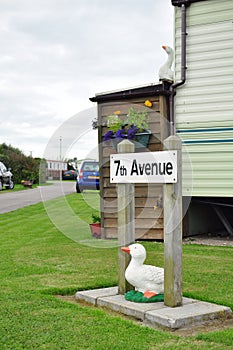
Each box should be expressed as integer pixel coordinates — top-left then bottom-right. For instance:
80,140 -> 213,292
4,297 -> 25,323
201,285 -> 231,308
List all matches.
98,96 -> 169,240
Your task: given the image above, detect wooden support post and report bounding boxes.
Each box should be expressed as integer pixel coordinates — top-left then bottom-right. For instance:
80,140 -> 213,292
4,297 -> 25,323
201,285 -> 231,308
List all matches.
117,140 -> 135,295
163,135 -> 183,307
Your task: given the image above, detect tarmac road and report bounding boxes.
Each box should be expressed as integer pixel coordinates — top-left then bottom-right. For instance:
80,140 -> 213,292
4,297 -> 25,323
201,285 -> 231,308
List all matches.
0,181 -> 76,214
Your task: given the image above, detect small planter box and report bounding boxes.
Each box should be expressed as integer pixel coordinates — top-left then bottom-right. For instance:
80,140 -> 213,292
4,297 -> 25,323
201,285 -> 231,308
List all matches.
111,130 -> 152,150
89,223 -> 101,239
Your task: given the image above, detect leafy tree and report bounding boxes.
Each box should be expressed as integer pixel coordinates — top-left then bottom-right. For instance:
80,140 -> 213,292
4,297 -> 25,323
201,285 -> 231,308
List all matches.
0,143 -> 41,184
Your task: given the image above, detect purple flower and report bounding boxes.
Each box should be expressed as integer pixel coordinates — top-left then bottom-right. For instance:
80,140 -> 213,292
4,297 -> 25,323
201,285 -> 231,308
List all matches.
127,125 -> 139,139
103,130 -> 114,141
103,124 -> 141,142
115,129 -> 126,139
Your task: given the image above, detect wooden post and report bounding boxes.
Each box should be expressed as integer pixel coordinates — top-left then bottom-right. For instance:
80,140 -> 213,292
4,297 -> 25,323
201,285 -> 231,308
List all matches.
163,135 -> 183,307
117,140 -> 135,295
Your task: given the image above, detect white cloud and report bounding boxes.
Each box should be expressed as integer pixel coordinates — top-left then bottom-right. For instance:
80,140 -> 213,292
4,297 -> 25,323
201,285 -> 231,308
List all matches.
0,0 -> 173,159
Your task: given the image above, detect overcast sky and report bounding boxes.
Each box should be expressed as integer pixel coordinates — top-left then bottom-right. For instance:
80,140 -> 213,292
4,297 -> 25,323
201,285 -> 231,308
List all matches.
0,0 -> 173,160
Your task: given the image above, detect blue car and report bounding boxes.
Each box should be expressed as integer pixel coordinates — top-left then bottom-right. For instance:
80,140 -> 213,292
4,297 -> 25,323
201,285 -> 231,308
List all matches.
76,160 -> 99,193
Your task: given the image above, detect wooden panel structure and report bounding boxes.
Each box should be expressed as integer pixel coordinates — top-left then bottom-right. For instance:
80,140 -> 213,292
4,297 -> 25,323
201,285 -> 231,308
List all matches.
90,83 -> 171,240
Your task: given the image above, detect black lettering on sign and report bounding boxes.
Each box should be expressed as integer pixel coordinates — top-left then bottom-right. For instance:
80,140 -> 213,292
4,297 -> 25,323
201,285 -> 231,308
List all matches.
114,160 -> 120,176
130,160 -> 174,176
158,163 -> 165,175
145,163 -> 151,175
166,162 -> 173,175
151,163 -> 158,174
139,163 -> 145,175
120,165 -> 127,176
130,159 -> 138,175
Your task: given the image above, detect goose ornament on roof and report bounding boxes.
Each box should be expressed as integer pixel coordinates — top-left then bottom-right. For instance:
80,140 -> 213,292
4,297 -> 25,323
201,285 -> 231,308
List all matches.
121,243 -> 164,299
158,45 -> 174,82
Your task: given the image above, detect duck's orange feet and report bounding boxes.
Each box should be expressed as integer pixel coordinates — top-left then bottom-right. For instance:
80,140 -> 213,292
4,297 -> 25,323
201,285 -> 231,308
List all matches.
143,291 -> 157,298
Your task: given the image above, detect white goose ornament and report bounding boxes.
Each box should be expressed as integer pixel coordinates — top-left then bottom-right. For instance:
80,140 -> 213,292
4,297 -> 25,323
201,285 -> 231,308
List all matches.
158,45 -> 174,82
121,243 -> 164,298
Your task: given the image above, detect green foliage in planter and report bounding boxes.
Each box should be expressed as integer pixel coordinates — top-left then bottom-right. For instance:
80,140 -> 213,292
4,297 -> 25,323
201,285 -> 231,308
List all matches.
107,115 -> 124,133
91,212 -> 101,223
104,107 -> 150,142
126,107 -> 149,131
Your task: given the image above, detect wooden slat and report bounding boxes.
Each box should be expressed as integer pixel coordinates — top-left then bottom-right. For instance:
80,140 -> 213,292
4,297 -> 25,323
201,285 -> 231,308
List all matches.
103,188 -> 117,197
135,218 -> 163,229
102,179 -> 162,191
103,207 -> 163,219
100,99 -> 160,116
103,228 -> 164,240
104,217 -> 163,229
104,218 -> 117,227
136,229 -> 164,240
103,208 -> 163,220
135,207 -> 163,219
103,212 -> 118,219
135,197 -> 161,208
103,227 -> 117,238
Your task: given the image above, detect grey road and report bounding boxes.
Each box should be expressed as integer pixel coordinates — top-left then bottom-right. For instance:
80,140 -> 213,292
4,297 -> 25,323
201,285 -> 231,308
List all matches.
0,181 -> 76,214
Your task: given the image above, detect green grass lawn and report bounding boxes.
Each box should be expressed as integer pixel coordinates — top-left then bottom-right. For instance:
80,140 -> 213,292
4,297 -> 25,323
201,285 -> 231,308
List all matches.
0,192 -> 232,349
0,184 -> 30,193
0,182 -> 52,194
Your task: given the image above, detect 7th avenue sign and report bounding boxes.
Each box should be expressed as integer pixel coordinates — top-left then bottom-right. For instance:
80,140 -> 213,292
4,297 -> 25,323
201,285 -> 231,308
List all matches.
110,150 -> 177,184
115,137 -> 182,308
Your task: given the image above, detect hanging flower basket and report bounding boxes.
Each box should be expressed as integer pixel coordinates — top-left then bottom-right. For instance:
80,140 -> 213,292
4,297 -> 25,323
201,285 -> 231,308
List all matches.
104,107 -> 152,150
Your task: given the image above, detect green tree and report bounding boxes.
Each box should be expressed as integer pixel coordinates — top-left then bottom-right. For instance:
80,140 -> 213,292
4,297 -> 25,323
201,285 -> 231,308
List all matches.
0,143 -> 41,184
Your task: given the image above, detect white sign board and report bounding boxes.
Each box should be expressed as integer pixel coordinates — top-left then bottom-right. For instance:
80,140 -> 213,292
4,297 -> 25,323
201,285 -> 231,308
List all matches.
110,151 -> 177,184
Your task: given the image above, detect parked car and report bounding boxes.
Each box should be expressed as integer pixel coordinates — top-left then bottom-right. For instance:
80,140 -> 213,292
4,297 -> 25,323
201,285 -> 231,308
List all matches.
76,160 -> 99,193
62,170 -> 78,180
0,161 -> 14,190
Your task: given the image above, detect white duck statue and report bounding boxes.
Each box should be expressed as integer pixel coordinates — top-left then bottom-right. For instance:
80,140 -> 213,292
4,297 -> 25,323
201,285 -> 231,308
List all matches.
121,243 -> 164,298
158,45 -> 174,82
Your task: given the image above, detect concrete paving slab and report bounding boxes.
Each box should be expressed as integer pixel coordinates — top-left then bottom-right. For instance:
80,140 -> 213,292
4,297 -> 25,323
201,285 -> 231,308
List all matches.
98,294 -> 165,320
75,287 -> 118,306
75,287 -> 232,330
145,301 -> 232,329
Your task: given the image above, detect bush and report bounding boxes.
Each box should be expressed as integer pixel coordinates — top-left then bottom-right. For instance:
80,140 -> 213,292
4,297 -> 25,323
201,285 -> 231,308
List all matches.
0,143 -> 41,184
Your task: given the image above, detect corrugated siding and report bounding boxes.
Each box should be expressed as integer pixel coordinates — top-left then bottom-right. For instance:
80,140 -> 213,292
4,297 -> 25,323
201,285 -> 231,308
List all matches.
175,0 -> 233,27
174,0 -> 233,197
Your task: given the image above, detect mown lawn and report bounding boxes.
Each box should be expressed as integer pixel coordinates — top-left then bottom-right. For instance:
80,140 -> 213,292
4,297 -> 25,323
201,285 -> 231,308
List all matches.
0,183 -> 46,193
0,184 -> 31,193
0,192 -> 232,349
0,181 -> 53,194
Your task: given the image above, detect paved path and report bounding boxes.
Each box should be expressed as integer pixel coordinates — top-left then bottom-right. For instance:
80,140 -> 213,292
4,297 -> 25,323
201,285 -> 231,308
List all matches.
0,181 -> 76,214
75,287 -> 232,331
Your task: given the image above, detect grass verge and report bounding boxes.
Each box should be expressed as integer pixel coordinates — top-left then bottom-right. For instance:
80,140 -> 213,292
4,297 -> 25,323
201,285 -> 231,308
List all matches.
0,192 -> 232,349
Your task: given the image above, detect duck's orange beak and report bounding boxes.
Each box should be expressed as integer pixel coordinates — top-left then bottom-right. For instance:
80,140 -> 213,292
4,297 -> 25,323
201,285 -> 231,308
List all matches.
121,246 -> 130,254
162,45 -> 166,50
